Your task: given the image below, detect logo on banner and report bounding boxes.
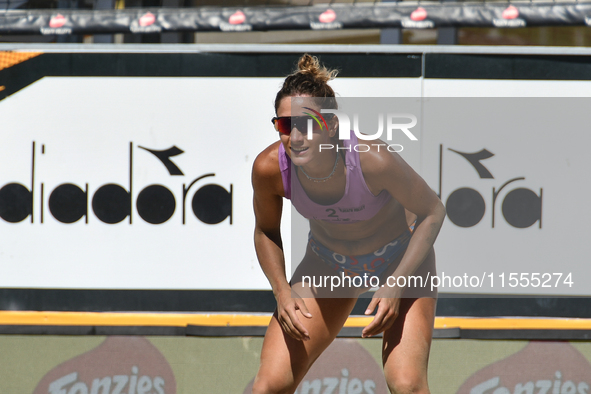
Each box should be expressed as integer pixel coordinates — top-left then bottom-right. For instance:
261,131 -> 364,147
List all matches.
0,142 -> 233,226
41,14 -> 72,35
311,9 -> 343,30
49,14 -> 67,28
243,339 -> 388,394
33,337 -> 176,394
502,5 -> 519,19
220,10 -> 252,31
457,341 -> 591,394
315,108 -> 418,153
493,6 -> 526,27
131,12 -> 162,33
319,9 -> 337,23
411,7 -> 428,21
402,7 -> 434,28
440,145 -> 543,229
229,10 -> 246,24
139,12 -> 156,27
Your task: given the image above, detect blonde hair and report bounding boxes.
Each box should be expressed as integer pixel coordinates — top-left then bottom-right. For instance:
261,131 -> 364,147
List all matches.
274,54 -> 338,113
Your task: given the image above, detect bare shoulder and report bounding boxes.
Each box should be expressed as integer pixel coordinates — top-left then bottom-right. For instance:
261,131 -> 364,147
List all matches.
358,137 -> 414,194
357,137 -> 443,219
358,137 -> 407,176
252,141 -> 284,196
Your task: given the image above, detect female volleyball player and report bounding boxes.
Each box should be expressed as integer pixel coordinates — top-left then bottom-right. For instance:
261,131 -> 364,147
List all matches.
251,54 -> 445,394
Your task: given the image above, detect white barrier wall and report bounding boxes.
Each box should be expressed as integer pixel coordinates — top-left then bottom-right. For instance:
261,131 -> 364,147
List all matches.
1,49 -> 590,297
0,73 -> 423,290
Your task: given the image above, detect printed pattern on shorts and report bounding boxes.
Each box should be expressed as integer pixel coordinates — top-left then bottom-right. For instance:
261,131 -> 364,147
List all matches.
309,228 -> 413,278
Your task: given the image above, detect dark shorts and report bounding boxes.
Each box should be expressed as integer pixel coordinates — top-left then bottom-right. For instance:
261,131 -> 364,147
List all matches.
308,224 -> 414,279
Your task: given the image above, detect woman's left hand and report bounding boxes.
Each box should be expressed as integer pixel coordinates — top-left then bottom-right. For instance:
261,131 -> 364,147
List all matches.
361,286 -> 404,338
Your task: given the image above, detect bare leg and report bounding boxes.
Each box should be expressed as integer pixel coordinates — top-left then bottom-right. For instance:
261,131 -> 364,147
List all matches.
253,297 -> 357,394
252,246 -> 358,394
382,250 -> 437,394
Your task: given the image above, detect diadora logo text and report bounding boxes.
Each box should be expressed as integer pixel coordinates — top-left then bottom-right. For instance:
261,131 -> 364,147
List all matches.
0,142 -> 233,226
440,145 -> 542,229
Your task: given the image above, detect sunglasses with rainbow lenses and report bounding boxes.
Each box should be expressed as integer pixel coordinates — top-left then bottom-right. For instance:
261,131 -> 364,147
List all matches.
271,114 -> 333,136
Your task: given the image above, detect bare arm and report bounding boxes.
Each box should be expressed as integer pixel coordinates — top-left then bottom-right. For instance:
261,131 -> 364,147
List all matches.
252,144 -> 312,340
361,147 -> 445,337
252,147 -> 290,297
380,150 -> 445,282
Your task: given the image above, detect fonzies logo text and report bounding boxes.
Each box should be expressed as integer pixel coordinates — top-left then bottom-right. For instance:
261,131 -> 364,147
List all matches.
0,142 -> 232,225
33,337 -> 177,394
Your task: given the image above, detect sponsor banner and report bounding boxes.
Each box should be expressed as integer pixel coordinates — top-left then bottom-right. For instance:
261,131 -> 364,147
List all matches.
457,342 -> 591,394
0,73 -> 421,290
129,12 -> 162,34
33,337 -> 176,394
289,96 -> 591,297
242,339 -> 389,394
418,97 -> 591,296
0,77 -> 284,289
2,3 -> 591,35
1,52 -> 590,297
1,336 -> 591,393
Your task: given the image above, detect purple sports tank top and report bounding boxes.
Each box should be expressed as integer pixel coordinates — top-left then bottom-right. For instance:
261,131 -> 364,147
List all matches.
278,132 -> 392,223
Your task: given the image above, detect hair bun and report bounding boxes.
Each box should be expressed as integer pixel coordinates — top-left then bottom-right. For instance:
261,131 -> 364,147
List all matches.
274,53 -> 338,112
297,54 -> 337,83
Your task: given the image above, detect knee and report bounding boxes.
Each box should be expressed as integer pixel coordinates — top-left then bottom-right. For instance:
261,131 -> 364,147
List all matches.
251,375 -> 294,394
386,373 -> 429,394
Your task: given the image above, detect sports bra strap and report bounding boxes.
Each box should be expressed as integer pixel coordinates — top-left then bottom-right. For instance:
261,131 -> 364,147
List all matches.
278,143 -> 291,199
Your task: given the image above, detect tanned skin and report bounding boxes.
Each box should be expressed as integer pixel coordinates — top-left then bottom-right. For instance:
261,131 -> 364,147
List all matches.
251,96 -> 445,394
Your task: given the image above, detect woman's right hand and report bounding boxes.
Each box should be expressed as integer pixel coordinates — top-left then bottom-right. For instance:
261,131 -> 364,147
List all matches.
253,144 -> 313,341
275,288 -> 312,341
